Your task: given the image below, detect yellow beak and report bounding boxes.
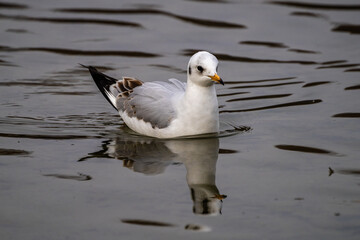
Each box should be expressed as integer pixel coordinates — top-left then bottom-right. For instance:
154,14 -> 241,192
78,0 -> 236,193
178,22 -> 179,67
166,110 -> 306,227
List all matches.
209,73 -> 224,86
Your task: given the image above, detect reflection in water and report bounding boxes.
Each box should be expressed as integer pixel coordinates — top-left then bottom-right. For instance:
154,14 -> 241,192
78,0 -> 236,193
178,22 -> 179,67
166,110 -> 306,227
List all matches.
185,223 -> 211,232
80,136 -> 226,215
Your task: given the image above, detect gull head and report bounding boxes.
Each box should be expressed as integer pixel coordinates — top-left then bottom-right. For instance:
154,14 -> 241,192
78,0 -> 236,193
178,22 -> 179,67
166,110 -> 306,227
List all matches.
187,51 -> 224,87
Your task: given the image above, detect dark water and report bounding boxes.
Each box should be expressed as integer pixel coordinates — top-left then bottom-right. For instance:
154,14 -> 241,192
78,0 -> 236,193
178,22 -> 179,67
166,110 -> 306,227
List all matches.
1,0 -> 359,239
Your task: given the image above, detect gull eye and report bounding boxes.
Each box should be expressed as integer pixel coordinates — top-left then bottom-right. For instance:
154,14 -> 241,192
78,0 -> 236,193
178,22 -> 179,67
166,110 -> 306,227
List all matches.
197,66 -> 204,73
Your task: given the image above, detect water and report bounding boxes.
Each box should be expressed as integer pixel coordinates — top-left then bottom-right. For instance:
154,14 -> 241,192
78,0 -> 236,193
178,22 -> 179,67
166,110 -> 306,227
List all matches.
1,0 -> 359,239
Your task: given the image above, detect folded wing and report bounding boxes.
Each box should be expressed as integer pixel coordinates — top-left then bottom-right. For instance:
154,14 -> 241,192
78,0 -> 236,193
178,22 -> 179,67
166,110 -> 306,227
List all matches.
117,78 -> 186,129
84,65 -> 186,129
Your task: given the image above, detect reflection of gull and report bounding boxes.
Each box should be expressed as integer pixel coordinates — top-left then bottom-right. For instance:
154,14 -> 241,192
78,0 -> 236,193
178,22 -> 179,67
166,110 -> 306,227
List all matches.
82,135 -> 226,215
166,139 -> 226,215
83,51 -> 224,138
106,139 -> 176,175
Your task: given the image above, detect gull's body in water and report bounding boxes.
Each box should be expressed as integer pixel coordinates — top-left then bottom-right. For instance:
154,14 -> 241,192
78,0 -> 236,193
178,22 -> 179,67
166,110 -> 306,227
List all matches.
83,51 -> 224,138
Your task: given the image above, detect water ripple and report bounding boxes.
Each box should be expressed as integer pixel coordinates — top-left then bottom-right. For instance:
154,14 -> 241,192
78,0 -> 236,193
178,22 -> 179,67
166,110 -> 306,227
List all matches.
0,59 -> 17,67
220,99 -> 322,113
239,41 -> 319,54
290,11 -> 327,19
182,49 -> 318,65
0,13 -> 142,28
0,1 -> 27,9
0,80 -> 74,87
0,132 -> 93,140
275,144 -> 341,156
302,81 -> 331,88
0,45 -> 160,57
0,113 -> 121,141
321,60 -> 347,65
225,77 -> 297,84
239,41 -> 288,48
332,24 -> 360,34
6,28 -> 30,34
332,113 -> 360,118
288,49 -> 320,54
229,81 -> 304,89
55,8 -> 246,29
32,91 -> 95,96
217,91 -> 249,97
226,94 -> 292,102
317,63 -> 360,69
345,84 -> 360,90
0,148 -> 31,156
188,0 -> 229,3
43,173 -> 92,181
148,64 -> 186,74
336,169 -> 360,177
218,148 -> 238,154
345,68 -> 360,72
121,219 -> 176,227
269,1 -> 360,10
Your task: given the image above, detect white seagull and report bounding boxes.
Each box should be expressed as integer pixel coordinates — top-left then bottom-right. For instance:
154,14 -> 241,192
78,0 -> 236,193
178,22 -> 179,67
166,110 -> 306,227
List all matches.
83,51 -> 224,138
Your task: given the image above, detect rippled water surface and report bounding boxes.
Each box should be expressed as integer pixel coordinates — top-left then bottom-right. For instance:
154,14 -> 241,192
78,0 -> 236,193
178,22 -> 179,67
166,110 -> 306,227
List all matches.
1,0 -> 360,239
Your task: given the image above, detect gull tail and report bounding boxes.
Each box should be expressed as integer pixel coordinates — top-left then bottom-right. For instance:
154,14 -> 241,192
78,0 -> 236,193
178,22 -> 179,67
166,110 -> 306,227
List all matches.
81,64 -> 118,110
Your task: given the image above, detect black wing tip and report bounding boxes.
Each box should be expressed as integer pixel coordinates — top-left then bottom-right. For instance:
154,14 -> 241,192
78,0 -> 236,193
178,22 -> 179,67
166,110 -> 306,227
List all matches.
81,64 -> 118,111
79,64 -> 99,74
79,63 -> 93,70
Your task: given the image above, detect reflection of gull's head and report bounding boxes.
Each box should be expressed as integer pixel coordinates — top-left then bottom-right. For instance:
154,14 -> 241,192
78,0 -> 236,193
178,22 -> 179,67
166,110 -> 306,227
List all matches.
102,135 -> 225,215
190,185 -> 223,215
166,138 -> 224,215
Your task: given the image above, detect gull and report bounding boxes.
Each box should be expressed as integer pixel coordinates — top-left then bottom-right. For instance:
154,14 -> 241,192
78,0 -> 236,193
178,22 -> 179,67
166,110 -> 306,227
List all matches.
83,51 -> 224,138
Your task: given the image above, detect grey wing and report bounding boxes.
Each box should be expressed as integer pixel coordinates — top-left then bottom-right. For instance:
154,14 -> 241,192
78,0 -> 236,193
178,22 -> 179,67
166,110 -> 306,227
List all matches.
117,78 -> 186,129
